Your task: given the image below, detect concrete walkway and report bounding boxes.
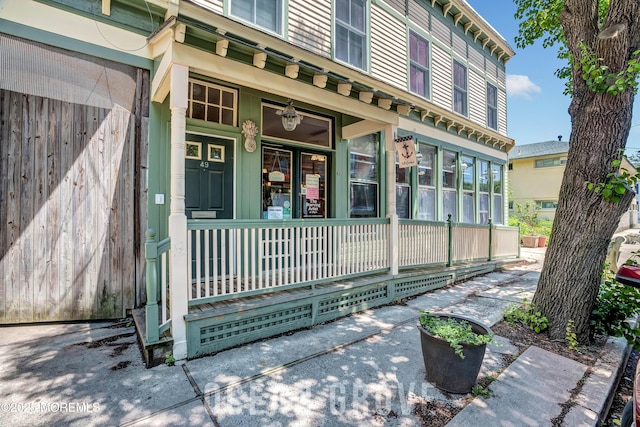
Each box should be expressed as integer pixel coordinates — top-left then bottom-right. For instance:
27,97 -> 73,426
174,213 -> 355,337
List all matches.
1,235 -> 636,426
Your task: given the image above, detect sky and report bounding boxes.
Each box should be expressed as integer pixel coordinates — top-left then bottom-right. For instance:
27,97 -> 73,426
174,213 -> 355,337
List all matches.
466,0 -> 640,152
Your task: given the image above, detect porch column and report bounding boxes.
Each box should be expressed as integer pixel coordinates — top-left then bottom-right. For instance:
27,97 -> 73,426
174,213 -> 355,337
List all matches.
385,125 -> 399,275
169,63 -> 189,360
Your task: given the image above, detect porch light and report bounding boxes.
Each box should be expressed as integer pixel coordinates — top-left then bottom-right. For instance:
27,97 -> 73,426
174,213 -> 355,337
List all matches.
277,100 -> 302,131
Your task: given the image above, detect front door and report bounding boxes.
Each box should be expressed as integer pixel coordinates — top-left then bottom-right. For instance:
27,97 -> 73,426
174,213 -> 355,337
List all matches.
185,135 -> 234,219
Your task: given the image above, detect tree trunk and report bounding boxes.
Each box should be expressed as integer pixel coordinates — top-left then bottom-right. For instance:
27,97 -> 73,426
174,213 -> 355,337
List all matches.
531,0 -> 640,343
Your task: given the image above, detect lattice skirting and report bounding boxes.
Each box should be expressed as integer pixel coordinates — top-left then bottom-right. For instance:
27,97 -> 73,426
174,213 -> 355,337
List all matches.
185,263 -> 498,358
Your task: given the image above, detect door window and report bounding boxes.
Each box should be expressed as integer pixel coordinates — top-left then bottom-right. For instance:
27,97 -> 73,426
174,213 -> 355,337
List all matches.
262,147 -> 292,219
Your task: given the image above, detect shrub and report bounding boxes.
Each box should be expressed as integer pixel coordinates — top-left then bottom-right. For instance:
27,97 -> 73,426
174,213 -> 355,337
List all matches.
590,266 -> 640,350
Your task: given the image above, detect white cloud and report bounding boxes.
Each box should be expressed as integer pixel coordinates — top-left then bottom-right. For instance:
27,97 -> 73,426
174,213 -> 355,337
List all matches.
506,74 -> 542,99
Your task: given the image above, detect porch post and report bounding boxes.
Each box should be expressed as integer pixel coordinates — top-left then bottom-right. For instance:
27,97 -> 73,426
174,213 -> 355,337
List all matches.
168,63 -> 189,360
385,125 -> 399,275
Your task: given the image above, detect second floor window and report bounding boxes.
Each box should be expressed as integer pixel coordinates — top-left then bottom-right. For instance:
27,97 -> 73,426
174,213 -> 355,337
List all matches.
409,32 -> 430,98
487,83 -> 497,130
335,0 -> 367,70
230,0 -> 282,35
453,61 -> 468,116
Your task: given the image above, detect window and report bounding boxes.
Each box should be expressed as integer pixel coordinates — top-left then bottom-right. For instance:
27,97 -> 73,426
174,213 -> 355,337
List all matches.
443,150 -> 457,221
230,0 -> 282,34
535,157 -> 567,168
479,160 -> 490,224
493,164 -> 503,224
453,61 -> 467,116
462,156 -> 475,223
409,31 -> 430,98
335,0 -> 367,70
188,79 -> 238,126
350,134 -> 379,218
261,103 -> 333,148
417,144 -> 436,221
535,200 -> 558,210
487,83 -> 497,130
396,152 -> 411,219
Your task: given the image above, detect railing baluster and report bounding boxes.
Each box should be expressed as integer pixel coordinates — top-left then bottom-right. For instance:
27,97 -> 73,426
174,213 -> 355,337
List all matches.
204,229 -> 210,298
212,229 -> 218,296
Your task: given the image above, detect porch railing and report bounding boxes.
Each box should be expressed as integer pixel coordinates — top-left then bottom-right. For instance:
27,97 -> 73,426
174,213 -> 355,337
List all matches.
186,218 -> 390,305
144,230 -> 171,343
144,217 -> 519,344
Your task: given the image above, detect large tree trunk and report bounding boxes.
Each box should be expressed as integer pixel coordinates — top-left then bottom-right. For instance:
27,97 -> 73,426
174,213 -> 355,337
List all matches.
532,0 -> 640,343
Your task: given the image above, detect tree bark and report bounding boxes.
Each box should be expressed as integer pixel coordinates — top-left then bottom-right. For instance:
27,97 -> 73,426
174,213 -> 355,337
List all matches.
532,0 -> 640,342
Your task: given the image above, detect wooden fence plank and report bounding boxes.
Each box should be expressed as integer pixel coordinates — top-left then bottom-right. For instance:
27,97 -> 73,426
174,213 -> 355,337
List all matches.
33,97 -> 49,321
7,92 -> 22,322
46,99 -> 61,320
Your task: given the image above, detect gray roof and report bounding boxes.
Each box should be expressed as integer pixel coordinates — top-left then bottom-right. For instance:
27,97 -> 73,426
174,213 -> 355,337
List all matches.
508,140 -> 570,160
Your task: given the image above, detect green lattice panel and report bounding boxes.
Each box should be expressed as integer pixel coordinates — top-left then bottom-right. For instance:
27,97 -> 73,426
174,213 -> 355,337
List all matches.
317,285 -> 389,319
394,273 -> 453,298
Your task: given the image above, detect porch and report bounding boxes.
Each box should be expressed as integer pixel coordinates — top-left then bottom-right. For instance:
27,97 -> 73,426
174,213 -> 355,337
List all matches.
135,217 -> 519,365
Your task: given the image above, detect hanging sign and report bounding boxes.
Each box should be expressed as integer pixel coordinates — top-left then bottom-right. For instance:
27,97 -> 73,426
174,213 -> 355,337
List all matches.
395,136 -> 417,168
306,174 -> 320,200
268,171 -> 285,182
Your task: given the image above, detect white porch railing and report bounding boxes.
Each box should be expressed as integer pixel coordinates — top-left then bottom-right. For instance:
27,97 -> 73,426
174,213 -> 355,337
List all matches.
186,219 -> 390,305
144,218 -> 519,343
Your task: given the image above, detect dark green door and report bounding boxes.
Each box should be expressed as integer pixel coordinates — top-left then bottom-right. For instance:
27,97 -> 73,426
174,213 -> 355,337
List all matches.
185,135 -> 234,220
185,135 -> 234,284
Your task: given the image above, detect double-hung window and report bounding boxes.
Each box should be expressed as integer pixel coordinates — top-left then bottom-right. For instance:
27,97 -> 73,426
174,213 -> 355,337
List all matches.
417,144 -> 436,220
487,83 -> 497,130
453,61 -> 468,116
493,165 -> 504,224
409,31 -> 430,98
462,156 -> 475,223
230,0 -> 283,35
479,160 -> 490,224
442,150 -> 458,221
350,134 -> 379,218
335,0 -> 367,70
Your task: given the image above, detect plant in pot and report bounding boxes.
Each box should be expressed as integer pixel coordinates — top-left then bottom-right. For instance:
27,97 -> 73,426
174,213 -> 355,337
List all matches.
514,202 -> 540,248
417,311 -> 493,394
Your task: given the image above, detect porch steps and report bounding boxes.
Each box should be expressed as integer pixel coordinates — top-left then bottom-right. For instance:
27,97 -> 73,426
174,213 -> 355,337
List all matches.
182,261 -> 500,359
131,308 -> 173,368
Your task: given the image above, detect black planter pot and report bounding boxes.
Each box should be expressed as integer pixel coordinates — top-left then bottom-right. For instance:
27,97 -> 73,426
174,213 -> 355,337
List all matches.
418,313 -> 491,394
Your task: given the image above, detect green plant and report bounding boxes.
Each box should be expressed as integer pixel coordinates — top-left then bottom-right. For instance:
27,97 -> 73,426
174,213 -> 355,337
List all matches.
590,262 -> 640,350
513,202 -> 540,235
503,299 -> 550,333
565,319 -> 580,352
419,311 -> 493,359
164,353 -> 176,366
471,375 -> 498,398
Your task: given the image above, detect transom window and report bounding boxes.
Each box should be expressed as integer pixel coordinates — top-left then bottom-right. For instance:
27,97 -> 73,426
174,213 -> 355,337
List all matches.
188,79 -> 238,126
453,61 -> 468,116
487,83 -> 497,130
335,0 -> 367,70
409,31 -> 430,98
535,157 -> 567,168
230,0 -> 283,35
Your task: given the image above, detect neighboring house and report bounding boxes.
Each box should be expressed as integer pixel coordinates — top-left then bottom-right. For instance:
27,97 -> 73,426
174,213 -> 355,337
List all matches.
1,0 -> 519,360
508,139 -> 570,220
509,138 -> 638,226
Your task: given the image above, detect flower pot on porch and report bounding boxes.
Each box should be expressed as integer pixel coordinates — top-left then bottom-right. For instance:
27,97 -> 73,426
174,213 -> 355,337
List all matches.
537,236 -> 547,247
521,235 -> 539,248
417,313 -> 492,394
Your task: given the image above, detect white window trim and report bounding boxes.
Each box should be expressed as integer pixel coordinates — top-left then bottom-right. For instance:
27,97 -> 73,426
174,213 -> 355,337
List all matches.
333,0 -> 370,72
227,0 -> 285,38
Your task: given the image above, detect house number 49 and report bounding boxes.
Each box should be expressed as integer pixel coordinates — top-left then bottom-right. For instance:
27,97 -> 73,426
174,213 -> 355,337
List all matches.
200,161 -> 209,168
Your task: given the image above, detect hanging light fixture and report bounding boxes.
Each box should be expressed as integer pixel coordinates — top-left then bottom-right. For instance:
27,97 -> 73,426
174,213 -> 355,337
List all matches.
277,99 -> 302,131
